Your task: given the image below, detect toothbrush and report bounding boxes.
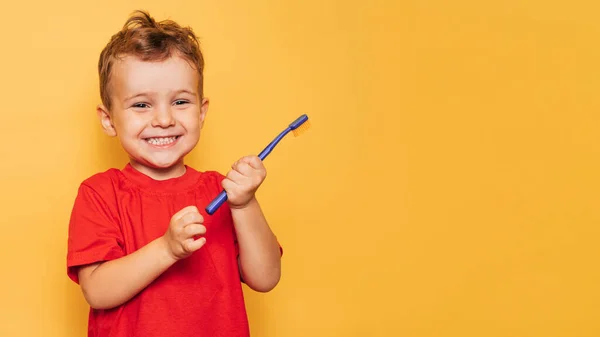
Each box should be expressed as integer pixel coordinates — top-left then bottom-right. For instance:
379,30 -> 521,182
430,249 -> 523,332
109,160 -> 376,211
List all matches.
205,114 -> 311,215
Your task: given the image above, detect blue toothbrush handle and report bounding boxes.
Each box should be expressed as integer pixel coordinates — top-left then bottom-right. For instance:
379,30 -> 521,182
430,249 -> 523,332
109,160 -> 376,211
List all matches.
206,190 -> 228,215
205,127 -> 292,215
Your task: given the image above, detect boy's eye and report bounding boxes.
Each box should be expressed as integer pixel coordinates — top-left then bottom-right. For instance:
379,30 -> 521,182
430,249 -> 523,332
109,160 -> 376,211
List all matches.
132,103 -> 149,108
174,100 -> 189,105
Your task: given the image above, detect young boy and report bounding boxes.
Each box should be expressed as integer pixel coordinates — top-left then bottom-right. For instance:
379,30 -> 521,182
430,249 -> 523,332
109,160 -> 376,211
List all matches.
66,10 -> 282,337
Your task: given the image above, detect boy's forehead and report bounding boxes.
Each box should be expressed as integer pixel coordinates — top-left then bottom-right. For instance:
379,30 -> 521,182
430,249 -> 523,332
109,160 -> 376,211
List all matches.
111,55 -> 199,96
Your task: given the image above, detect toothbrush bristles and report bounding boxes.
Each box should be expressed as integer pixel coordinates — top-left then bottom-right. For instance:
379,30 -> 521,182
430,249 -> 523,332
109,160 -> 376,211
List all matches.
292,120 -> 311,137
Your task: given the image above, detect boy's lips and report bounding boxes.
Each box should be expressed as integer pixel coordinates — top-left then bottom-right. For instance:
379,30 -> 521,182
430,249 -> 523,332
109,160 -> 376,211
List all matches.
144,135 -> 181,148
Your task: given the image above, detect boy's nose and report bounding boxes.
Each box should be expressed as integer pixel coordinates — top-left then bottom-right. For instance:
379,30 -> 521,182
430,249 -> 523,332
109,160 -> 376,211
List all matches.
151,107 -> 176,128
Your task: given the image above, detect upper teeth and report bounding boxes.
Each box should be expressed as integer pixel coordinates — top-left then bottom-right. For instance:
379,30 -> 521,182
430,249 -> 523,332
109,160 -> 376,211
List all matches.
147,137 -> 177,145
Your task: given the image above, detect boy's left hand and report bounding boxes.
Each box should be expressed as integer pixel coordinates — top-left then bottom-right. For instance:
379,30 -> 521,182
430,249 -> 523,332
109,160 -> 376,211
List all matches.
222,155 -> 267,209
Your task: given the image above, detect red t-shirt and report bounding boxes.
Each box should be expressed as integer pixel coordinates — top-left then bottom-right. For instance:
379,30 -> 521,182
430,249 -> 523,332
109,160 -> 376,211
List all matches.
67,164 -> 249,337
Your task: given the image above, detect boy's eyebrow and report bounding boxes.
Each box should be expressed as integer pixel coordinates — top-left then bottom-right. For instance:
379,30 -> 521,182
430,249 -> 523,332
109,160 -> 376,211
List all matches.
174,89 -> 197,96
123,92 -> 152,102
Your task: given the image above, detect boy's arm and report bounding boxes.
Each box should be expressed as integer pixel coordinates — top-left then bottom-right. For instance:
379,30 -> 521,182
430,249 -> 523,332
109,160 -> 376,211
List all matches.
78,237 -> 176,310
78,206 -> 207,310
231,198 -> 281,292
221,156 -> 282,292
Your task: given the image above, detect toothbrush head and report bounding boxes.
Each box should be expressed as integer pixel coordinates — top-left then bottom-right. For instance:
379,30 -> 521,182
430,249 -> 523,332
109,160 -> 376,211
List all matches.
289,114 -> 310,137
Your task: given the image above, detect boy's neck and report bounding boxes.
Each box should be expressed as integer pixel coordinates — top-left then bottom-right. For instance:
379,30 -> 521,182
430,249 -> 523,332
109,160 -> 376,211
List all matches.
130,160 -> 187,181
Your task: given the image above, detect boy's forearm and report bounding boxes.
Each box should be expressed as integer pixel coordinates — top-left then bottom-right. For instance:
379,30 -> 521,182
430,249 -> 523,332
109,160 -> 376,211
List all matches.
79,237 -> 176,310
231,198 -> 281,292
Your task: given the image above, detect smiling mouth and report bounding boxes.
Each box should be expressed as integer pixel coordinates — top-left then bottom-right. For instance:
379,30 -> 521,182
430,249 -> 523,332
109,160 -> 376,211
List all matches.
145,136 -> 181,146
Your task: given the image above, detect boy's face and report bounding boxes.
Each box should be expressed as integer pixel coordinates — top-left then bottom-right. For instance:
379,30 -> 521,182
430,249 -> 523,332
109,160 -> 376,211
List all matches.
97,54 -> 208,178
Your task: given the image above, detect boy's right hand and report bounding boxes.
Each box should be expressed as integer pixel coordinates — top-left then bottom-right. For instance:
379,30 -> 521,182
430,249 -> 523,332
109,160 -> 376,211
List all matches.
162,206 -> 207,261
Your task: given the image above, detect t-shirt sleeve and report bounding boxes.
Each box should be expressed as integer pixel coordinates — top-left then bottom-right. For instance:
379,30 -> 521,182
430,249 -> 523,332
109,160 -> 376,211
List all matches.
66,183 -> 125,284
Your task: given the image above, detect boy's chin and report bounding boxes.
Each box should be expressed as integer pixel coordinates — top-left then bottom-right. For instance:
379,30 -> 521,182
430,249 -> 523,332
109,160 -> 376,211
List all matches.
134,155 -> 185,170
148,159 -> 184,170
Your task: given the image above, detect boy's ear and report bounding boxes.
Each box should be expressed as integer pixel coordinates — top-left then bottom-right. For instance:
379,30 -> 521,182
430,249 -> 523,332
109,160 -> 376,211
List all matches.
199,97 -> 210,129
97,104 -> 117,137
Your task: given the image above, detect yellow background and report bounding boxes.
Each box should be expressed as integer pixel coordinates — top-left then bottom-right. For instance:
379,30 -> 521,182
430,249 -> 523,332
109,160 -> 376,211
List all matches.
0,0 -> 598,336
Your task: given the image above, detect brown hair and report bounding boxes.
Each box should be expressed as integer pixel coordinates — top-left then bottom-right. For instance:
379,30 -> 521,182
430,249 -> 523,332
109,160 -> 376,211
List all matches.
98,10 -> 204,110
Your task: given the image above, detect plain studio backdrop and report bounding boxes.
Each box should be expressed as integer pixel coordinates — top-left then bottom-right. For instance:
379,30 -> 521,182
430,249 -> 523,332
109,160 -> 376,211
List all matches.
0,0 -> 599,336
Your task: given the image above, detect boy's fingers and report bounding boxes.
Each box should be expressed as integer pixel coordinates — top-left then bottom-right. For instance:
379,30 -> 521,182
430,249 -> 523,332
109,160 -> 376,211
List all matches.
173,206 -> 200,222
236,162 -> 254,176
179,205 -> 199,214
178,212 -> 203,227
184,237 -> 206,252
244,156 -> 263,169
240,157 -> 266,181
185,224 -> 206,237
226,169 -> 245,183
221,179 -> 239,196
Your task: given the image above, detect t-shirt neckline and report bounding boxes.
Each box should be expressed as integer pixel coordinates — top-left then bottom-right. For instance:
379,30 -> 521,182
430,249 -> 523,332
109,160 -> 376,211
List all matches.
121,163 -> 200,194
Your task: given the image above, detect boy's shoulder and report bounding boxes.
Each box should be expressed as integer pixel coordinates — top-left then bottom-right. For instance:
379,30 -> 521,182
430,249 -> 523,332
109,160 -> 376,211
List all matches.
78,167 -> 123,194
81,167 -> 122,184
